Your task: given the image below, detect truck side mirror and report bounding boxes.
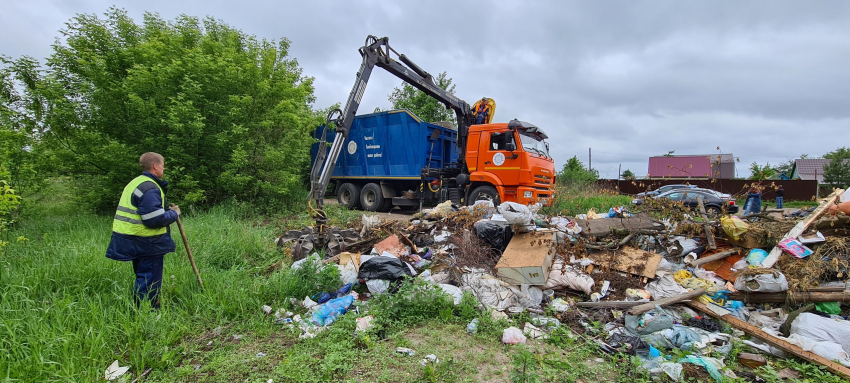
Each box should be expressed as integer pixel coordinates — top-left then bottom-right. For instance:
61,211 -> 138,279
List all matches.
505,142 -> 516,152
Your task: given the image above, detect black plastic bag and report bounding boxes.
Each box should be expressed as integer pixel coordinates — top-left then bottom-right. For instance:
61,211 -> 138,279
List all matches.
358,256 -> 414,281
473,220 -> 513,252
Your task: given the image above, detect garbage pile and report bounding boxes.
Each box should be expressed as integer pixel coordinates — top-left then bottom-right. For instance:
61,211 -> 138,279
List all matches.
269,188 -> 850,381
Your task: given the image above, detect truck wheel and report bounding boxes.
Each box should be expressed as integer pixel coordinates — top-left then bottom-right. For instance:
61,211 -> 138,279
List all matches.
337,183 -> 361,210
360,183 -> 385,212
469,185 -> 500,206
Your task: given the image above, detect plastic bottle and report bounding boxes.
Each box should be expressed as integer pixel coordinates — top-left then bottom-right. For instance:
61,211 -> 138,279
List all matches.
466,318 -> 479,334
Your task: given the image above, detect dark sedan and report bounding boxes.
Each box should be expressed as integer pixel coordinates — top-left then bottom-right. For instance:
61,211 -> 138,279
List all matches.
633,189 -> 738,215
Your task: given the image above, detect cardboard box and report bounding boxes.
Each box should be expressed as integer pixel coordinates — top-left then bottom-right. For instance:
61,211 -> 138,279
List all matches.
495,231 -> 556,285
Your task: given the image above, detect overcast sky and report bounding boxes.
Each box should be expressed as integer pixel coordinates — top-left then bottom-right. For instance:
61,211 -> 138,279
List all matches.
2,1 -> 848,178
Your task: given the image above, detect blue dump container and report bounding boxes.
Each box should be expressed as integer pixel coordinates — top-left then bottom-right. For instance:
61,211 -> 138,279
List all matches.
311,109 -> 460,180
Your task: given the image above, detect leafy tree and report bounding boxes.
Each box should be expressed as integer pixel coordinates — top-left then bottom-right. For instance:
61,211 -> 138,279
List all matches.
748,162 -> 776,180
0,57 -> 39,193
621,169 -> 635,180
823,158 -> 850,189
5,9 -> 322,212
557,156 -> 598,186
388,71 -> 457,125
824,147 -> 850,161
773,154 -> 809,179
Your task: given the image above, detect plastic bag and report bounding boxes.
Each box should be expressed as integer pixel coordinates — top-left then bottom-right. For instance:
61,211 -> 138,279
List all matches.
787,334 -> 849,363
366,279 -> 390,295
358,256 -> 414,281
502,327 -> 527,344
626,289 -> 652,301
438,284 -> 464,305
474,220 -> 513,250
472,200 -> 496,218
625,308 -> 675,335
790,313 -> 850,354
645,274 -> 689,300
721,216 -> 749,241
734,271 -> 788,292
311,295 -> 354,326
660,362 -> 683,382
746,249 -> 768,267
816,302 -> 841,315
543,259 -> 595,294
678,355 -> 725,383
339,262 -> 358,285
360,214 -> 381,237
498,202 -> 532,225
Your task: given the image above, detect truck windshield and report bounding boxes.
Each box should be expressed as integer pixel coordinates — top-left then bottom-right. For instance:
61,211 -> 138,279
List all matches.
519,133 -> 549,158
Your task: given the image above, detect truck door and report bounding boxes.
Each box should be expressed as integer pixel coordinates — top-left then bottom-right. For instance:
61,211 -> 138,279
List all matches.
483,131 -> 522,186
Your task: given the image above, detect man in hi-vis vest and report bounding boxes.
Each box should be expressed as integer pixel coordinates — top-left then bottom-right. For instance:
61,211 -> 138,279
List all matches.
106,152 -> 180,308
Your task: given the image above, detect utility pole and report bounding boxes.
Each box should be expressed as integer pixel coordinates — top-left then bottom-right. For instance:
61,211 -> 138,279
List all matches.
588,148 -> 592,170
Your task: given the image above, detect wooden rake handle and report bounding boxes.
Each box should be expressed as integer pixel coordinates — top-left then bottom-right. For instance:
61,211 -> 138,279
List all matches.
176,216 -> 204,290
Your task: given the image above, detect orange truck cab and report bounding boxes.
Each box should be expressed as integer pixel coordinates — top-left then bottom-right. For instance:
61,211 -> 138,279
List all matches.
465,120 -> 556,206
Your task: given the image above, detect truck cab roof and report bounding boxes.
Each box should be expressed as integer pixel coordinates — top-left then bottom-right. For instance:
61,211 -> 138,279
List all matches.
470,121 -> 549,140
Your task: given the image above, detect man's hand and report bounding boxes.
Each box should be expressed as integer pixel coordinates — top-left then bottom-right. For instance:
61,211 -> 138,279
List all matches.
169,203 -> 181,216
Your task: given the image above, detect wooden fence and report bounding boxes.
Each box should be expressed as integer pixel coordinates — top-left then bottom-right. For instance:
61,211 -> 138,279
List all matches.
596,179 -> 819,201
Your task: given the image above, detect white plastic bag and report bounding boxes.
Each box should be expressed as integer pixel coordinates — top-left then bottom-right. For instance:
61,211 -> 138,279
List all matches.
339,262 -> 358,286
645,274 -> 688,300
734,271 -> 789,292
498,202 -> 532,225
543,259 -> 594,294
366,279 -> 390,295
790,313 -> 850,354
502,327 -> 527,344
438,284 -> 464,305
360,214 -> 381,237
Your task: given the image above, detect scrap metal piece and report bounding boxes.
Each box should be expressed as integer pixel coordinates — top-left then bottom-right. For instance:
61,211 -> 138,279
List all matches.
277,226 -> 359,261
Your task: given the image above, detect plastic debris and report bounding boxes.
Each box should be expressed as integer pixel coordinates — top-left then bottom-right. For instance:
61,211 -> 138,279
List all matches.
502,327 -> 527,344
356,316 -> 374,333
105,360 -> 130,381
543,259 -> 594,294
396,347 -> 416,356
466,318 -> 479,334
312,295 -> 355,326
419,354 -> 439,366
733,270 -> 789,292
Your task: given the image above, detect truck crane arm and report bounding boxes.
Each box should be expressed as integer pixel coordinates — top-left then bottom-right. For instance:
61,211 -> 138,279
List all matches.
309,35 -> 474,222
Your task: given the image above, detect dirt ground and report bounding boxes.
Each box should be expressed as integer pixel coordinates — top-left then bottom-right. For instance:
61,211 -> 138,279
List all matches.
325,199 -> 416,222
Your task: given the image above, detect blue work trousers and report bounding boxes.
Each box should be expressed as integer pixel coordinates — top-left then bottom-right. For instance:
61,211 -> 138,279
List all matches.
132,256 -> 164,308
776,197 -> 784,209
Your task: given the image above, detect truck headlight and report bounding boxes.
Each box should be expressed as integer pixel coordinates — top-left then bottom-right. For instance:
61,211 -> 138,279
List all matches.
523,191 -> 533,199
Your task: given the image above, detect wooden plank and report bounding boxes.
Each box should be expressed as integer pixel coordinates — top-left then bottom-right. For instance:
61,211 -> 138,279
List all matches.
696,196 -> 717,250
688,249 -> 738,268
727,291 -> 850,304
762,189 -> 843,268
628,289 -> 705,315
576,213 -> 665,237
687,301 -> 850,380
588,246 -> 662,278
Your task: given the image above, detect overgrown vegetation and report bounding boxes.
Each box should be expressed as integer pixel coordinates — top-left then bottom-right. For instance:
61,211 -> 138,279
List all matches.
1,8 -> 323,213
556,156 -> 599,187
544,183 -> 632,217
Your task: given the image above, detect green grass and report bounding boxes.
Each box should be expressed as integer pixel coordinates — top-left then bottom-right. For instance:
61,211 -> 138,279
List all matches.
544,184 -> 634,217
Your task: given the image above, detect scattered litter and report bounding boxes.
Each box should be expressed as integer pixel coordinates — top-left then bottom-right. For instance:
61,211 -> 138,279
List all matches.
523,323 -> 548,340
212,326 -> 222,336
466,318 -> 479,334
262,305 -> 273,315
356,316 -> 375,332
502,327 -> 527,344
105,360 -> 130,381
233,334 -> 243,340
256,352 -> 267,358
396,347 -> 416,356
419,354 -> 439,366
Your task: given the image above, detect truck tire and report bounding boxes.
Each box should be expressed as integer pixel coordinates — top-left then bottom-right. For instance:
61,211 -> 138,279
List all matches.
337,183 -> 361,210
360,183 -> 385,212
469,185 -> 500,206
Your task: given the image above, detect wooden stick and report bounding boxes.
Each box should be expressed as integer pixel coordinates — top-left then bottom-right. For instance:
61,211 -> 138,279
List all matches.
696,196 -> 717,250
131,368 -> 152,383
176,216 -> 204,290
628,289 -> 705,315
576,301 -> 641,309
728,291 -> 850,304
762,188 -> 843,268
687,301 -> 850,379
688,249 -> 738,268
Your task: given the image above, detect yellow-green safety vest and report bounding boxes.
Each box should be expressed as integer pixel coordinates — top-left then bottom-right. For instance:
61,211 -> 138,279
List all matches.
112,175 -> 168,237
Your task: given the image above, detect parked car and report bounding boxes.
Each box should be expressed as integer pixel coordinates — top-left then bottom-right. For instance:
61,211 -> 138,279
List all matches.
633,189 -> 738,215
636,184 -> 697,198
689,188 -> 732,201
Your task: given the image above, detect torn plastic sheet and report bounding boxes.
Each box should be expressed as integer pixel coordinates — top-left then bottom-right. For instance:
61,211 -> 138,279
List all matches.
543,259 -> 594,294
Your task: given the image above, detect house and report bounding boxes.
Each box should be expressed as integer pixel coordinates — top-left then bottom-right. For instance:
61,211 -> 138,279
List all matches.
648,154 -> 735,179
791,158 -> 850,183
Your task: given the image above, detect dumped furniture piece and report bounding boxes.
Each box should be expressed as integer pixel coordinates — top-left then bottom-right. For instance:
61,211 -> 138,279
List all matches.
762,189 -> 844,268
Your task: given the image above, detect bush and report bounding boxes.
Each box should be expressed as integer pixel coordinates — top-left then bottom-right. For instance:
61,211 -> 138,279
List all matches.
6,8 -> 323,212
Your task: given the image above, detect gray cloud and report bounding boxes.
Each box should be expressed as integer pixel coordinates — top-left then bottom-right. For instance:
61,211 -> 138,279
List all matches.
3,1 -> 848,178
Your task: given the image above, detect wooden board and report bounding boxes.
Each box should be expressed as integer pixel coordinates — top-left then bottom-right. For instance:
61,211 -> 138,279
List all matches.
495,231 -> 556,285
587,246 -> 662,279
576,212 -> 664,237
687,301 -> 850,379
763,189 -> 843,268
